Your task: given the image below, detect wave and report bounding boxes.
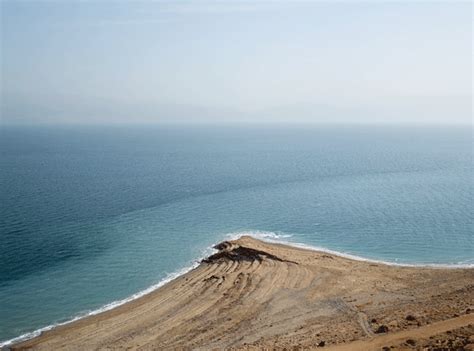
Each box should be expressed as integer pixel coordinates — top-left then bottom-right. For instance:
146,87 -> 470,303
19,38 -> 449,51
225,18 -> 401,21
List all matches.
225,229 -> 293,241
0,259 -> 208,348
226,230 -> 474,269
2,229 -> 472,348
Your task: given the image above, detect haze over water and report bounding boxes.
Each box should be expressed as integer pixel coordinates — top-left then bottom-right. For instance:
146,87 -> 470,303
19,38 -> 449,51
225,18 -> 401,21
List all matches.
1,125 -> 472,343
1,0 -> 473,346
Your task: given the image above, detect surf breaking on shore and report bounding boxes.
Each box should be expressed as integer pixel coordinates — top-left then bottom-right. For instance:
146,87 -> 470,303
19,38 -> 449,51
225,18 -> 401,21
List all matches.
7,235 -> 474,350
227,230 -> 474,268
2,230 -> 473,348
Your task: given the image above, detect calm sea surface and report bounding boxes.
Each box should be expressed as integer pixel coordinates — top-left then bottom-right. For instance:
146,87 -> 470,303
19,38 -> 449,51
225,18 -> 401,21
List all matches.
1,125 -> 472,343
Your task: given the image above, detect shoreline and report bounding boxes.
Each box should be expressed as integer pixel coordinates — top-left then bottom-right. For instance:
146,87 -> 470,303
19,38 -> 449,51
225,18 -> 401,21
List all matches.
2,233 -> 474,349
7,235 -> 474,350
0,262 -> 201,349
234,232 -> 474,269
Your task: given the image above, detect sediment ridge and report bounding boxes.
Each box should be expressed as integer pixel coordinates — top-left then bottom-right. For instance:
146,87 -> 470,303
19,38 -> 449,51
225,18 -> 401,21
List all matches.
9,236 -> 474,350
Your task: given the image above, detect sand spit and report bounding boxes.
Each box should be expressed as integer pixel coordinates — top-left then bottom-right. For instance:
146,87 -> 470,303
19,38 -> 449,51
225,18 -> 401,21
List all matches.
10,236 -> 474,350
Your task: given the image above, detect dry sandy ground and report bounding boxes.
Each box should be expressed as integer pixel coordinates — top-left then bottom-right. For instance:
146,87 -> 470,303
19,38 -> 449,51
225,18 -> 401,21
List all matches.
10,236 -> 474,351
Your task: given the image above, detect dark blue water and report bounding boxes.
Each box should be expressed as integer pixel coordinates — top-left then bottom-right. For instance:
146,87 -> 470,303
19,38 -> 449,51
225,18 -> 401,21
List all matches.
1,125 -> 472,344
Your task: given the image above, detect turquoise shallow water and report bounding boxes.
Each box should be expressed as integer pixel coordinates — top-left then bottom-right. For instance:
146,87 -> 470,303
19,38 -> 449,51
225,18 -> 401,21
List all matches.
0,125 -> 472,344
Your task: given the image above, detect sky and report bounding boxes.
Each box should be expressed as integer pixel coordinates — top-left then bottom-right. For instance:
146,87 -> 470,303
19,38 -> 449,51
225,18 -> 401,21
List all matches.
1,0 -> 472,125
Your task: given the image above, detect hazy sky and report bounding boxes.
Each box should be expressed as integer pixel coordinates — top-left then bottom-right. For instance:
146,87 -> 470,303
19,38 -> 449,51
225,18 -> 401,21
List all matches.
1,1 -> 472,125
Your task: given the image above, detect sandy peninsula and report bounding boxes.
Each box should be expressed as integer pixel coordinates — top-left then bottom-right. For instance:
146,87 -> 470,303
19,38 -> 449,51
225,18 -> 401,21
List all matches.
10,236 -> 474,350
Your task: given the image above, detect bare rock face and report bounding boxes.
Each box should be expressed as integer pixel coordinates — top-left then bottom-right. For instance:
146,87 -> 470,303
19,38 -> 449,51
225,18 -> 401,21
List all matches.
375,325 -> 389,334
213,241 -> 232,251
202,243 -> 296,264
11,237 -> 474,351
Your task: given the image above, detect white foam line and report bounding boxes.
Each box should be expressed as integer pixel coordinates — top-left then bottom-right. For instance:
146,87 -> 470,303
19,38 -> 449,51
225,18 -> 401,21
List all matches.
2,230 -> 472,348
0,248 -> 215,348
227,230 -> 474,269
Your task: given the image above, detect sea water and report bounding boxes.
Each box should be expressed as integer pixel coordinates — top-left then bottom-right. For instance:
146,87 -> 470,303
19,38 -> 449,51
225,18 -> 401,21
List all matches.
0,124 -> 472,344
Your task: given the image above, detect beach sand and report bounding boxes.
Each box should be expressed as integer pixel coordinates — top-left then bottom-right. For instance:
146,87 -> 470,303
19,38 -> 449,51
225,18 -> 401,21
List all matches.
11,236 -> 474,350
